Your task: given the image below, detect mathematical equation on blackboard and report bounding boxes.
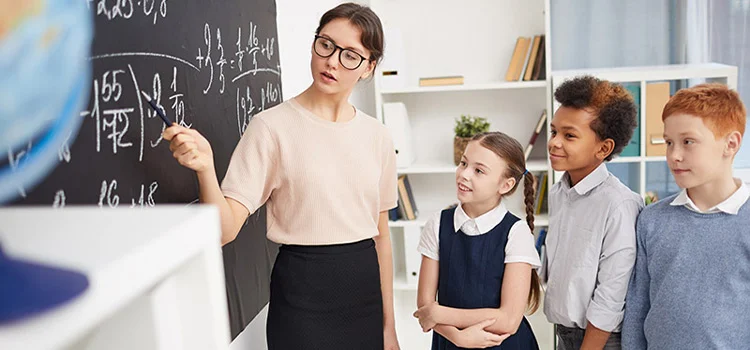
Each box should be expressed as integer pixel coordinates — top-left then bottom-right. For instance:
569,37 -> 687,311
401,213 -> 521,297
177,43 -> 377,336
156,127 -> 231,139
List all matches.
7,2 -> 282,208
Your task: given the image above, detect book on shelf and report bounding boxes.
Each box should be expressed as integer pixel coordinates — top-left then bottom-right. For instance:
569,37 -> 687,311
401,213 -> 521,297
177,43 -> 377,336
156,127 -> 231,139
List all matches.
534,172 -> 548,215
388,192 -> 410,221
645,82 -> 671,156
388,205 -> 401,221
388,181 -> 409,221
621,83 -> 641,157
535,228 -> 547,254
530,35 -> 546,81
418,75 -> 464,87
505,37 -> 530,81
396,174 -> 419,220
524,110 -> 548,160
505,35 -> 546,82
522,35 -> 542,81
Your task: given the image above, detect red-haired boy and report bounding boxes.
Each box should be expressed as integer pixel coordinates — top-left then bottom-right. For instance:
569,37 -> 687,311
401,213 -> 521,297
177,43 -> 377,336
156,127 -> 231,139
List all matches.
623,83 -> 749,349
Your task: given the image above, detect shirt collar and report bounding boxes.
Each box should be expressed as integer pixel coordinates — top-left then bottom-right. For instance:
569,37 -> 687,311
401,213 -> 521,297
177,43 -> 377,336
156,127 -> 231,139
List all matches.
561,163 -> 609,196
670,179 -> 750,215
453,203 -> 508,234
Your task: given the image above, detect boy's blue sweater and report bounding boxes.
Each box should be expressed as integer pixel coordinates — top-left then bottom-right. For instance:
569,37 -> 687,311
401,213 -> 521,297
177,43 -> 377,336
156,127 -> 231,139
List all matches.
622,194 -> 750,349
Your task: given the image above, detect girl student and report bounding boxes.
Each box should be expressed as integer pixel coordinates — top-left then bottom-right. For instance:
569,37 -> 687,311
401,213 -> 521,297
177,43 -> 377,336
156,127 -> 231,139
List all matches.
414,131 -> 541,350
162,3 -> 400,349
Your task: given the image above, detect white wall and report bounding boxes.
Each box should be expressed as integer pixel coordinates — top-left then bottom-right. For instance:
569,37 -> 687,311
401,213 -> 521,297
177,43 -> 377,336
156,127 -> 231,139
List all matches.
276,0 -> 375,116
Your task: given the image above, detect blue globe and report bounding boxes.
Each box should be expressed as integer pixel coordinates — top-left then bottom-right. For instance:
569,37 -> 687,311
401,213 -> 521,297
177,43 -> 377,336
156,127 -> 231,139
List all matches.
0,1 -> 93,203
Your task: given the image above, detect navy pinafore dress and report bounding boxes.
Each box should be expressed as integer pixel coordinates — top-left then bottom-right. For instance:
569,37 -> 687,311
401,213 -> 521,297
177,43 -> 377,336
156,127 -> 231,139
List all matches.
432,208 -> 539,350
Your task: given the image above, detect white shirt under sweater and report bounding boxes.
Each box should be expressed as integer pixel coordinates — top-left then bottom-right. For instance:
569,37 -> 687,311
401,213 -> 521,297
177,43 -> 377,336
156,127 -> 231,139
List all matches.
670,178 -> 750,214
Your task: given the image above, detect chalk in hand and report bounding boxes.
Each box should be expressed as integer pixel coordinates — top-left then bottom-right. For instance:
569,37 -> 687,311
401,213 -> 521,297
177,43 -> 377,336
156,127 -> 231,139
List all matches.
141,91 -> 173,126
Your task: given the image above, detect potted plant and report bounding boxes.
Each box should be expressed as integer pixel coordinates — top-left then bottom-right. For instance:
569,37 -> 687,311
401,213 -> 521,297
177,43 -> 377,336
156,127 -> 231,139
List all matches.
453,114 -> 490,165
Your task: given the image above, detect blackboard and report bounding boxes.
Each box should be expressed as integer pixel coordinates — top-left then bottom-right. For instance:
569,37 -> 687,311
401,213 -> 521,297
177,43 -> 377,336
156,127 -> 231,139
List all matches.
8,0 -> 282,339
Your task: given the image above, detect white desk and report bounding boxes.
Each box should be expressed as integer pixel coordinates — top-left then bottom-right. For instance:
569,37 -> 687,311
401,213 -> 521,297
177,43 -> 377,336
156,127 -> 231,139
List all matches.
0,206 -> 229,350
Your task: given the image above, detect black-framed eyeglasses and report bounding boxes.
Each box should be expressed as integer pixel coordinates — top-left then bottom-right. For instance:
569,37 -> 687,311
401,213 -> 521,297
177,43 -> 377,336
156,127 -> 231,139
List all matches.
313,35 -> 369,70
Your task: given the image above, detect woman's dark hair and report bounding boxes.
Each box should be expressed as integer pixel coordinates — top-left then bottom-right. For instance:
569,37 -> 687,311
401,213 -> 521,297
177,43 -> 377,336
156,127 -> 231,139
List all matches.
315,3 -> 384,66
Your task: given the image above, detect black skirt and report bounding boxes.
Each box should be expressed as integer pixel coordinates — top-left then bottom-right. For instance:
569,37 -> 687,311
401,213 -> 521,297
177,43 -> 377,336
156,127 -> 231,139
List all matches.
266,238 -> 384,350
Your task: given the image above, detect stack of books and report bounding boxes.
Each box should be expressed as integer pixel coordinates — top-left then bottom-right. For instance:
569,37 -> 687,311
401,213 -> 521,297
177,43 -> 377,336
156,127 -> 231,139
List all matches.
388,174 -> 419,221
418,75 -> 464,87
505,35 -> 546,82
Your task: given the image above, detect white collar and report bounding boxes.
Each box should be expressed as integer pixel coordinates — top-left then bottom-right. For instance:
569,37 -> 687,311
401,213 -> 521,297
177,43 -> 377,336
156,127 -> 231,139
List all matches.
670,179 -> 750,215
561,163 -> 609,196
453,203 -> 508,234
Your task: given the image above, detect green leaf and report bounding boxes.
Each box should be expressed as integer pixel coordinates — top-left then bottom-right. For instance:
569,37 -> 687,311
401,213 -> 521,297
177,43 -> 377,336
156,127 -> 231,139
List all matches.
454,114 -> 490,138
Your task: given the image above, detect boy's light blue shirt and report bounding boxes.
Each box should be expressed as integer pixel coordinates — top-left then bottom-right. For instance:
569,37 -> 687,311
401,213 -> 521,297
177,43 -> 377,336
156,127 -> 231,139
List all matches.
543,163 -> 644,332
623,180 -> 750,349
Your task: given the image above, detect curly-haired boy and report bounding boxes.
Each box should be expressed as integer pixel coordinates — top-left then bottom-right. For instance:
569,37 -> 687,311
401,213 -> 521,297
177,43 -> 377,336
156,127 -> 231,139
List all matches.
542,75 -> 644,350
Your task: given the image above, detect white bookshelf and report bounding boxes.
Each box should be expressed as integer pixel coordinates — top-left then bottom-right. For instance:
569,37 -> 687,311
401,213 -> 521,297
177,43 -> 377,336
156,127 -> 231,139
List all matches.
381,80 -> 547,94
372,0 -> 553,226
551,63 -> 738,88
370,0 -> 556,346
396,159 -> 549,175
371,0 -> 552,278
